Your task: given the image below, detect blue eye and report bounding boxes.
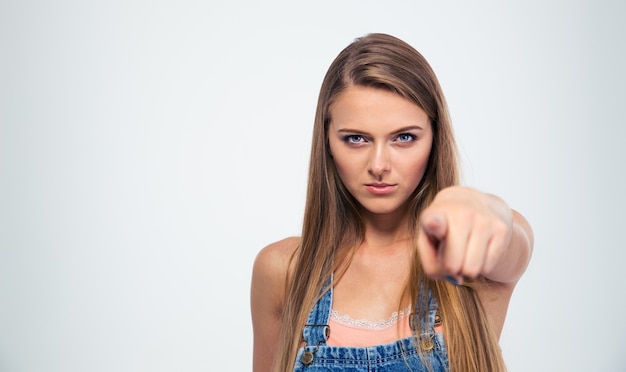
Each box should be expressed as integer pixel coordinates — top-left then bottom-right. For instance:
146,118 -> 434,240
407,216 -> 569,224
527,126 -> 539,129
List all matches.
396,133 -> 417,142
343,135 -> 366,143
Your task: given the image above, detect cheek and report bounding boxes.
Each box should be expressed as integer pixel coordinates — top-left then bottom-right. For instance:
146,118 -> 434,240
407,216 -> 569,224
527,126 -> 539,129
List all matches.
403,151 -> 431,184
329,143 -> 358,181
332,157 -> 353,184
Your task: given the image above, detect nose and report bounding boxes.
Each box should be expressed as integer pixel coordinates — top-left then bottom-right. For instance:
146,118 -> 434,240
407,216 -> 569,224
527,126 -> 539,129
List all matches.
368,143 -> 390,179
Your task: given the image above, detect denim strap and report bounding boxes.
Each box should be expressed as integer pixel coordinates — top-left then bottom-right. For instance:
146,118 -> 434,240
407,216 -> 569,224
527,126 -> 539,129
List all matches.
301,278 -> 332,346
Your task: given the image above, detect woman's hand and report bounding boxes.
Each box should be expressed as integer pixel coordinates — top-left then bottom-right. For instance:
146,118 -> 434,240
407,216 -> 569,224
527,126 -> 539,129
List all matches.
417,186 -> 531,285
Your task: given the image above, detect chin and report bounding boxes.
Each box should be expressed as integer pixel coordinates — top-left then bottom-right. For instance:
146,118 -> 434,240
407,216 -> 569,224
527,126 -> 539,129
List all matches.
361,204 -> 405,216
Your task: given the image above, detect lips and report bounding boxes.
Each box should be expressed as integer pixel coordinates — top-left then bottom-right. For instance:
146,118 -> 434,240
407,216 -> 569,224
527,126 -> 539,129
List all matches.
364,183 -> 397,195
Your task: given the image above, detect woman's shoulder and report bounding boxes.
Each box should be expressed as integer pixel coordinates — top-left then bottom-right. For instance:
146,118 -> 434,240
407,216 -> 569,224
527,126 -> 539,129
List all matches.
252,236 -> 301,283
255,236 -> 301,263
251,236 -> 301,319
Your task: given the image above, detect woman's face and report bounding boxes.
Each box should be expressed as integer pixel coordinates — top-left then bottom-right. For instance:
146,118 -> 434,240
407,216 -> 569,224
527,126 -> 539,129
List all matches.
328,86 -> 433,217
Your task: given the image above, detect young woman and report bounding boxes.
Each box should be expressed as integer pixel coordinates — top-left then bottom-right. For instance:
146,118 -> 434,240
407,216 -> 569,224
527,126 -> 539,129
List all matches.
251,33 -> 533,371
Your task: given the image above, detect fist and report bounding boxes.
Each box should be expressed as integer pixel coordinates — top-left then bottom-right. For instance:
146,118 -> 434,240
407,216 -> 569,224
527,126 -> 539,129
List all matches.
416,186 -> 513,284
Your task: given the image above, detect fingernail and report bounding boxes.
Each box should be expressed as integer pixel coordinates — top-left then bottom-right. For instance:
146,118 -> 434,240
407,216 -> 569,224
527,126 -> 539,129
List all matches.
444,275 -> 461,285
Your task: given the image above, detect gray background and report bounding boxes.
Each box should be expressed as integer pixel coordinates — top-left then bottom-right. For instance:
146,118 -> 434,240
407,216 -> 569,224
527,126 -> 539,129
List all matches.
1,0 -> 625,371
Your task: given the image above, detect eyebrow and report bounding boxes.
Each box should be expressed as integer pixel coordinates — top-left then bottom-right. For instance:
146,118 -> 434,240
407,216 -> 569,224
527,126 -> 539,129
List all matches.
336,125 -> 425,135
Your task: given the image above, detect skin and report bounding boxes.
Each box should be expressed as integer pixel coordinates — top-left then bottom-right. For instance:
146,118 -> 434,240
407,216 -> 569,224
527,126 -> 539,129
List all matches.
250,86 -> 534,371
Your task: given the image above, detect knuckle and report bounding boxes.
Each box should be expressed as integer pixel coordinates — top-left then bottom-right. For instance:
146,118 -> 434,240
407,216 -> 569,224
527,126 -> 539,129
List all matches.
493,219 -> 510,236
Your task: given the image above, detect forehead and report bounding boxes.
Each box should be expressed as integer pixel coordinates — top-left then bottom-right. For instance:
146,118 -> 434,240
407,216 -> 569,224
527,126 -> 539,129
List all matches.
329,86 -> 430,130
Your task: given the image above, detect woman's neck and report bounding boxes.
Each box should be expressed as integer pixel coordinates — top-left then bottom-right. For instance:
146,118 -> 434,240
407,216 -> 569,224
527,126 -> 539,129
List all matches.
360,207 -> 412,250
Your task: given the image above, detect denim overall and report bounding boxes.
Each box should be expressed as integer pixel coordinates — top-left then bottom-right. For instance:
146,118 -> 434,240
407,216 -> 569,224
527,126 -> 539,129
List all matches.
294,285 -> 449,371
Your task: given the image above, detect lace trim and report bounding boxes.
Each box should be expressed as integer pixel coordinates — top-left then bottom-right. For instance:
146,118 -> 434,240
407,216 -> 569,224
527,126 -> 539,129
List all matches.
329,305 -> 412,330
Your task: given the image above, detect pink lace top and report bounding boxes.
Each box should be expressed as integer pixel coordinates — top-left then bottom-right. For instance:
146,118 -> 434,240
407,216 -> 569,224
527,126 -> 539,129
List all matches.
326,305 -> 414,347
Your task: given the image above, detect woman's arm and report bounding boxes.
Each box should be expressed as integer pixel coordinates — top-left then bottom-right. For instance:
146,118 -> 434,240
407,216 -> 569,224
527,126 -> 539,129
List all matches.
250,237 -> 299,372
415,186 -> 534,337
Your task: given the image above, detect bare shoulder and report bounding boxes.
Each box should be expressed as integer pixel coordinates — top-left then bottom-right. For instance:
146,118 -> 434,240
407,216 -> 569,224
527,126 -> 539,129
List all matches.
252,236 -> 301,282
251,236 -> 301,313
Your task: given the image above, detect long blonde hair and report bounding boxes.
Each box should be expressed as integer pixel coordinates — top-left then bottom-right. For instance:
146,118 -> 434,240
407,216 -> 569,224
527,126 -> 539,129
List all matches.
275,33 -> 505,371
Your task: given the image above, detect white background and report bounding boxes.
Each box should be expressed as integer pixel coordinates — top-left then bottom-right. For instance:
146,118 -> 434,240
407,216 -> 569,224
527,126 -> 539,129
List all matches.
1,1 -> 625,371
